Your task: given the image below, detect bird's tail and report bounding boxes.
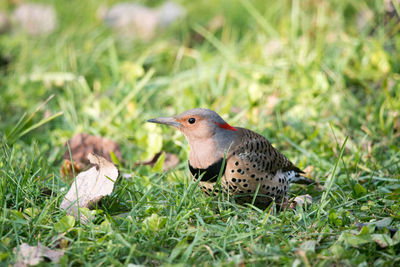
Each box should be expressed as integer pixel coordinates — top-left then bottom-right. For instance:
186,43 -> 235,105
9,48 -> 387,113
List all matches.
289,174 -> 314,185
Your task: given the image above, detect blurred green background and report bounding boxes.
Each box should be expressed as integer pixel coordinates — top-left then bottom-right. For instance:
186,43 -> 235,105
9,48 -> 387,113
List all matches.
0,0 -> 400,265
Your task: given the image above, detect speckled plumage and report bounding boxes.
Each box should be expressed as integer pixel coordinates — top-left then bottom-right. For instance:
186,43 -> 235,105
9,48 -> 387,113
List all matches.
148,108 -> 312,208
196,127 -> 307,206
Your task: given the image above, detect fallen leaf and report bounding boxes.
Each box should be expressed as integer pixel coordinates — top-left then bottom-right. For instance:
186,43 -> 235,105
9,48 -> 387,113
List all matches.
61,133 -> 121,180
60,153 -> 118,223
288,194 -> 312,210
14,243 -> 64,267
162,152 -> 179,170
135,151 -> 179,171
372,234 -> 393,248
302,165 -> 314,178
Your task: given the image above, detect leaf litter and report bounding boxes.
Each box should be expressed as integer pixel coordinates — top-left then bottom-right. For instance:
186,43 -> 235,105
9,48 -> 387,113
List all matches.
14,243 -> 64,267
60,153 -> 118,224
287,194 -> 313,210
60,133 -> 121,180
134,151 -> 179,171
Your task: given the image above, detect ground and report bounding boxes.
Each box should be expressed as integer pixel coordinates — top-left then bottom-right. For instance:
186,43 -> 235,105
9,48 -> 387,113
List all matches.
1,0 -> 400,266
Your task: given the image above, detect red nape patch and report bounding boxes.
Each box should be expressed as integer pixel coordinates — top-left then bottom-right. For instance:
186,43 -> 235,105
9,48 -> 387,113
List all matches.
215,122 -> 237,131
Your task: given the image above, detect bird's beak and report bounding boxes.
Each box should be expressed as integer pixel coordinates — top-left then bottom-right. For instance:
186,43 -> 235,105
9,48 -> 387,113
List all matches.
147,116 -> 183,128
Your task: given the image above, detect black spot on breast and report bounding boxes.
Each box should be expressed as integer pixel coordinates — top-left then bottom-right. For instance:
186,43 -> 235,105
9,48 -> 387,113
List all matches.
235,161 -> 239,166
243,184 -> 248,187
246,168 -> 249,171
189,158 -> 226,182
231,170 -> 234,173
251,174 -> 255,178
239,190 -> 244,193
247,189 -> 252,193
256,178 -> 259,181
231,178 -> 237,182
237,168 -> 242,173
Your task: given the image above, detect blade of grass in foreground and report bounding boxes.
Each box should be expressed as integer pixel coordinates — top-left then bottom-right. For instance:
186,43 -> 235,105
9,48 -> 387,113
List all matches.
317,136 -> 348,220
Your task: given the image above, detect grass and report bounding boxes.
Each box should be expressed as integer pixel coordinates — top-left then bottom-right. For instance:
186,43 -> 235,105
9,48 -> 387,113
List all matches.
1,0 -> 400,265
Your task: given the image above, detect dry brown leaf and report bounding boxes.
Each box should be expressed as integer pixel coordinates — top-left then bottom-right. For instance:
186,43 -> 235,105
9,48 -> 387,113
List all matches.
288,194 -> 312,210
302,165 -> 314,178
135,151 -> 179,171
163,152 -> 179,170
60,153 -> 118,223
61,133 -> 121,179
14,243 -> 64,267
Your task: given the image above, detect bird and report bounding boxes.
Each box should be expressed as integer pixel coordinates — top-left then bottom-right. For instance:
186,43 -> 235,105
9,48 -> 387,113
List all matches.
147,108 -> 312,208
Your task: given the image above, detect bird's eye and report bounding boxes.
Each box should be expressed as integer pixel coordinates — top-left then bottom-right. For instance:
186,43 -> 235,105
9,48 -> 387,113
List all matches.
188,118 -> 196,124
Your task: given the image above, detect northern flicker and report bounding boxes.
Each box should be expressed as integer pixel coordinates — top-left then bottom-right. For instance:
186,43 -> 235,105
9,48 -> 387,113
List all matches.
148,108 -> 312,207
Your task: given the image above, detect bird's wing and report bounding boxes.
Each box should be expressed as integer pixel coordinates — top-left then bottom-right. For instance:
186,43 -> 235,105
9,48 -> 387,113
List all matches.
221,127 -> 302,198
230,127 -> 303,174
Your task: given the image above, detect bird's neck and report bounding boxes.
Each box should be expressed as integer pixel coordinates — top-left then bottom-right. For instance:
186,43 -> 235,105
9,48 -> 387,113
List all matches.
187,130 -> 237,169
188,138 -> 219,169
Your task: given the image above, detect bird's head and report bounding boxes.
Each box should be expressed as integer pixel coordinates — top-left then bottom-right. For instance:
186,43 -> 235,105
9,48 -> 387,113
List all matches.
147,108 -> 237,141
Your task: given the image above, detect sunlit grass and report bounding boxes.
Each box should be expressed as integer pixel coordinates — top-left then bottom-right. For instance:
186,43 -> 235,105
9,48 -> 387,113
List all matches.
0,0 -> 399,265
